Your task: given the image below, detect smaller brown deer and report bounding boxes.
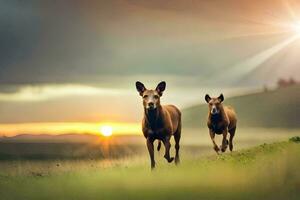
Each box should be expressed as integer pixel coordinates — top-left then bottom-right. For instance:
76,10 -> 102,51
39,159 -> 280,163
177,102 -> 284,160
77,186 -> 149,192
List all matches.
205,94 -> 237,153
136,81 -> 181,169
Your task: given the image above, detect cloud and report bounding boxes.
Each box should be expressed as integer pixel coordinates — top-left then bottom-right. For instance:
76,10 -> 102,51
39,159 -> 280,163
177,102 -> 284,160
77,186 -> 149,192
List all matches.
1,0 -> 298,87
0,84 -> 128,102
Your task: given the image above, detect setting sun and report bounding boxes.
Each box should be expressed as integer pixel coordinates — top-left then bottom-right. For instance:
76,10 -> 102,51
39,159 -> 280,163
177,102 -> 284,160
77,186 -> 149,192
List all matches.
291,22 -> 300,35
100,125 -> 113,137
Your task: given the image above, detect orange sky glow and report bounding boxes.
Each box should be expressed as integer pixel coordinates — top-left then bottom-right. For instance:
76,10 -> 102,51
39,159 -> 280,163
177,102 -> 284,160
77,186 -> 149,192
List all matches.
0,122 -> 141,137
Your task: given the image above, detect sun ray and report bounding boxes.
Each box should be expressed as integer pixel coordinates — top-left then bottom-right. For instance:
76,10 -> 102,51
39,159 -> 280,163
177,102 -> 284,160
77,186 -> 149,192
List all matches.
281,0 -> 298,21
214,33 -> 300,85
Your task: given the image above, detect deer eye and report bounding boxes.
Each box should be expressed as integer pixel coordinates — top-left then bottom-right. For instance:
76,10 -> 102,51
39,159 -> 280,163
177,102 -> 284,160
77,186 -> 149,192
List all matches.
154,95 -> 159,99
143,95 -> 148,99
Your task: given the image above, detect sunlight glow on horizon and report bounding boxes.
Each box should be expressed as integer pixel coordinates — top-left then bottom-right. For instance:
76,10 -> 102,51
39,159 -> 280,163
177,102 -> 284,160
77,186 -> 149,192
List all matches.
0,122 -> 141,137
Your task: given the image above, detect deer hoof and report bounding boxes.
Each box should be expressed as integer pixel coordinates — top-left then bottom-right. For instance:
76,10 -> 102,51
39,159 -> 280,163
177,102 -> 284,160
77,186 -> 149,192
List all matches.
220,144 -> 228,152
164,155 -> 174,163
214,145 -> 220,152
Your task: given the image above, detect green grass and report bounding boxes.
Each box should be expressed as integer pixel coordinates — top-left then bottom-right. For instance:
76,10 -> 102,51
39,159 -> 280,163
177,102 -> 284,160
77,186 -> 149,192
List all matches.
0,139 -> 299,200
183,84 -> 300,128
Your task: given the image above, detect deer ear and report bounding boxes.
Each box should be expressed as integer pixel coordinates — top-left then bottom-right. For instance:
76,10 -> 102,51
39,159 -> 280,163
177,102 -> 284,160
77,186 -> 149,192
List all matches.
218,93 -> 224,102
156,81 -> 166,96
135,81 -> 146,96
205,94 -> 211,103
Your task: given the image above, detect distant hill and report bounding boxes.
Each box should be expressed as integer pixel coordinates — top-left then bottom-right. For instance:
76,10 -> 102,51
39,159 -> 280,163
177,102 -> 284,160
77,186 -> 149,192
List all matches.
0,134 -> 99,143
0,133 -> 143,144
182,84 -> 300,128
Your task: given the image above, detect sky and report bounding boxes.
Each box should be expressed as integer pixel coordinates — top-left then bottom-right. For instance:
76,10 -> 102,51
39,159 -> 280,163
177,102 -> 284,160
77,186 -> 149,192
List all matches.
1,0 -> 300,136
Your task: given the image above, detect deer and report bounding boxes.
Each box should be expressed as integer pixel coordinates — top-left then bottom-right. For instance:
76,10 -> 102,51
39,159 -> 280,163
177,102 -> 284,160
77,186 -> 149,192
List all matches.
135,81 -> 181,169
205,94 -> 237,154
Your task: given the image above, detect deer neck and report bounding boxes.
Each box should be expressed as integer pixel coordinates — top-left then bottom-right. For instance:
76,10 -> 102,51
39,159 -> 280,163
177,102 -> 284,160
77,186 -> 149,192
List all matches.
210,106 -> 225,123
145,105 -> 163,130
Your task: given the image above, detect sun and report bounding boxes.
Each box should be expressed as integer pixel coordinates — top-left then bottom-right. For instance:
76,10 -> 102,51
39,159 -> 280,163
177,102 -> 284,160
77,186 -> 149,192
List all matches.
100,125 -> 113,137
290,21 -> 300,35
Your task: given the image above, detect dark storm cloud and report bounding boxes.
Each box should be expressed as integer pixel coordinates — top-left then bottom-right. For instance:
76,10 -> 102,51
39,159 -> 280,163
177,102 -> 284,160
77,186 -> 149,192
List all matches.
0,1 -> 114,85
0,1 -> 41,72
0,0 -> 299,87
0,1 -> 234,85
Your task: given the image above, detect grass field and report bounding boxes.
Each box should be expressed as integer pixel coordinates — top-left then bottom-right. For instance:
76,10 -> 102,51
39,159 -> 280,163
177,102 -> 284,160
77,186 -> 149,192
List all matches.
0,138 -> 299,200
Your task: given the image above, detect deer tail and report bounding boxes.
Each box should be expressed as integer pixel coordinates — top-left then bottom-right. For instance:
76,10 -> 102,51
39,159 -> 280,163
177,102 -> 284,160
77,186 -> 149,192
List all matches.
157,140 -> 162,151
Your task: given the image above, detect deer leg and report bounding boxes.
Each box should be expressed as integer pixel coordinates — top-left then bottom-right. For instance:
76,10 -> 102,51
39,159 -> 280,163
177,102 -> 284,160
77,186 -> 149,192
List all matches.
221,129 -> 229,152
146,138 -> 155,169
163,136 -> 174,163
174,131 -> 181,165
209,129 -> 219,153
229,127 -> 236,151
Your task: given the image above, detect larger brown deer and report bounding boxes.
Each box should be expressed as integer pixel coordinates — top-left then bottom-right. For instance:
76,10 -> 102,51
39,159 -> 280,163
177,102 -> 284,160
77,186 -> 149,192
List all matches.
135,81 -> 181,169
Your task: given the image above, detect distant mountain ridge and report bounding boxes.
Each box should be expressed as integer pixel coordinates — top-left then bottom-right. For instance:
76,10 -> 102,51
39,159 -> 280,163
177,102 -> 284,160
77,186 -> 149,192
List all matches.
0,133 -> 98,143
0,133 -> 142,144
182,84 -> 300,128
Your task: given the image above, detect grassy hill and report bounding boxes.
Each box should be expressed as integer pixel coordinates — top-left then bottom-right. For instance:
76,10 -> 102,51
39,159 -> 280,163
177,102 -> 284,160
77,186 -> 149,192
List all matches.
0,139 -> 299,200
183,84 -> 300,128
